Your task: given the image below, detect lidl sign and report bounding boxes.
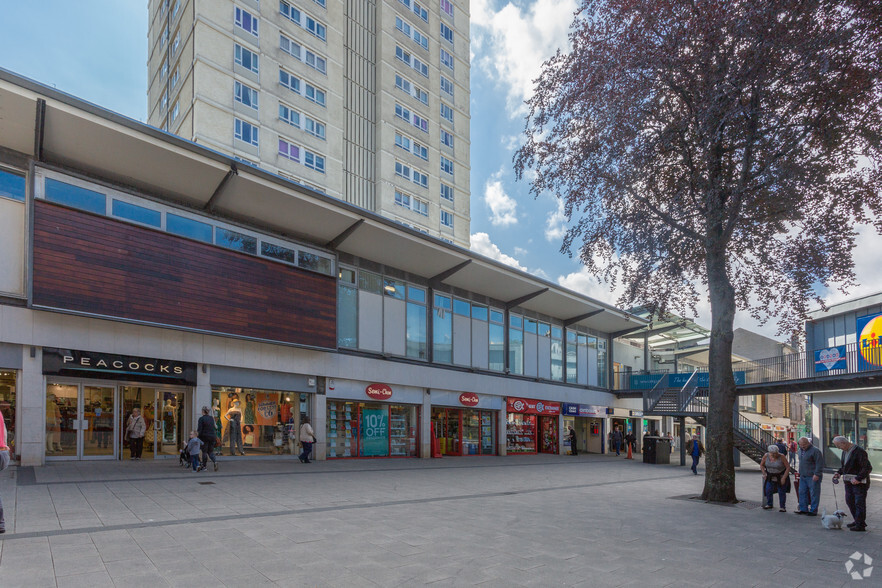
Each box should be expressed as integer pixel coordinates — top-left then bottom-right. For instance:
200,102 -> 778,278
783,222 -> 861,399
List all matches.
857,312 -> 882,370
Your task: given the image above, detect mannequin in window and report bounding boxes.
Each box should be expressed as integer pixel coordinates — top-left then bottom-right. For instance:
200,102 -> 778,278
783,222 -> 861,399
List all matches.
225,400 -> 245,455
163,398 -> 176,444
46,393 -> 62,454
244,393 -> 256,425
212,398 -> 223,455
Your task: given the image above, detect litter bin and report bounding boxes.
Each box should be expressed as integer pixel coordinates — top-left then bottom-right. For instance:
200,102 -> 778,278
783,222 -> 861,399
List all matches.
642,436 -> 671,464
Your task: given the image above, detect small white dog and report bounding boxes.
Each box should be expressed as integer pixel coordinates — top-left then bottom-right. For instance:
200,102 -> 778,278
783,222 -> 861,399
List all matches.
821,508 -> 847,530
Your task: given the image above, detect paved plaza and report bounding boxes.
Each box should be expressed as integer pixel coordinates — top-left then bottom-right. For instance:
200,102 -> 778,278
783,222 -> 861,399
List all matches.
0,455 -> 879,587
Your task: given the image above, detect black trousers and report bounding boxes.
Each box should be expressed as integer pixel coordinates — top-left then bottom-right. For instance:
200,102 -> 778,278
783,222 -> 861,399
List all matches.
129,436 -> 144,458
200,436 -> 217,466
845,483 -> 869,527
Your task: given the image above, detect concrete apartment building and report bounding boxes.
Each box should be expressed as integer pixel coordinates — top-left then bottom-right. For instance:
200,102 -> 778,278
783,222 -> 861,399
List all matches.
147,0 -> 471,247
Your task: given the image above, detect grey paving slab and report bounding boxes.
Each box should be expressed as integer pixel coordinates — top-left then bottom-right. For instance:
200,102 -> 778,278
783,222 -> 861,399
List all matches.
0,456 -> 880,587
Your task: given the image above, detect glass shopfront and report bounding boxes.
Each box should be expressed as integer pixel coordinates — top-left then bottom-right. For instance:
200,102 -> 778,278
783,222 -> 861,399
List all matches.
823,401 -> 882,473
506,398 -> 560,454
432,407 -> 496,456
0,370 -> 15,457
213,387 -> 311,456
326,401 -> 419,458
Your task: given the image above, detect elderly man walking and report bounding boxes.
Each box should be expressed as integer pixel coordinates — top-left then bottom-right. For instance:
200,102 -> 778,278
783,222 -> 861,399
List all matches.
832,436 -> 873,532
794,437 -> 824,516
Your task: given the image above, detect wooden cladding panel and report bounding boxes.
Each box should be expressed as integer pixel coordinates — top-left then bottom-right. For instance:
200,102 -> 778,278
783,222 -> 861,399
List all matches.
33,201 -> 337,349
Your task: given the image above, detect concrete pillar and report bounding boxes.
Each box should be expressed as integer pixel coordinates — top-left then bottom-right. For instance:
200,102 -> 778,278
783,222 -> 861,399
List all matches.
194,364 -> 211,428
313,389 -> 326,461
421,388 -> 432,458
498,406 -> 507,456
19,346 -> 45,466
679,416 -> 686,466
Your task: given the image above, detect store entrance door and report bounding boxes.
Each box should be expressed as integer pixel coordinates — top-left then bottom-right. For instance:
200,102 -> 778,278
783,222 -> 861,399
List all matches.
121,387 -> 186,459
432,408 -> 461,455
46,381 -> 116,460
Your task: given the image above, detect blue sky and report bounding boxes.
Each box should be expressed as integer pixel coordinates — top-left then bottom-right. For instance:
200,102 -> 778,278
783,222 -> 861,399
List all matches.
0,0 -> 877,341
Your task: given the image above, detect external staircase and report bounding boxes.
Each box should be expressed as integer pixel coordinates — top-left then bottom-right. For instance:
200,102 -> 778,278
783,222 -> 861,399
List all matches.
643,374 -> 774,465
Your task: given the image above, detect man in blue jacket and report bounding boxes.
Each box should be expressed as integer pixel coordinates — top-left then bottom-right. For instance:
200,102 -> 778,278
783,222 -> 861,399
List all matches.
832,436 -> 873,532
794,437 -> 824,516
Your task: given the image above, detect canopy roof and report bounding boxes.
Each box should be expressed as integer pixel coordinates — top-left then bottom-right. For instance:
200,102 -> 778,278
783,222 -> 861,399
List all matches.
0,68 -> 647,334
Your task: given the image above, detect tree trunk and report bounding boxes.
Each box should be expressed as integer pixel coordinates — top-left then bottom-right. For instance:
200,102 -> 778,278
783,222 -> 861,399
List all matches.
701,246 -> 738,502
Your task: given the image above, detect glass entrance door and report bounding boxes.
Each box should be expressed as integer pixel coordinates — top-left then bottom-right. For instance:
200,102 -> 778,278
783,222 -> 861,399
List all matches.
46,381 -> 116,459
121,387 -> 185,459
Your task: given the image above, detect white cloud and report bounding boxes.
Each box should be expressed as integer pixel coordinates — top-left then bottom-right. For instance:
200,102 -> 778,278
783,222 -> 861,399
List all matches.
501,135 -> 520,150
472,0 -> 578,116
557,266 -> 623,304
470,232 -> 527,271
545,198 -> 567,242
514,246 -> 528,256
822,223 -> 882,306
484,173 -> 519,226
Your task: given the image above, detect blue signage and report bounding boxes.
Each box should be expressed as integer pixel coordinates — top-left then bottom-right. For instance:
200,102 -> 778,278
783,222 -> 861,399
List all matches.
561,403 -> 606,417
629,374 -> 664,390
814,346 -> 847,372
628,371 -> 747,390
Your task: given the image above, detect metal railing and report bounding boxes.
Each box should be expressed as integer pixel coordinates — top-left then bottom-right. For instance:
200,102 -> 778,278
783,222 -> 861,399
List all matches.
618,342 -> 882,392
735,411 -> 778,453
642,373 -> 670,412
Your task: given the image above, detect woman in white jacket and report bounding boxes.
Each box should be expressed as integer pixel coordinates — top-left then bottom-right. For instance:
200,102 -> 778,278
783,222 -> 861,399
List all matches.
298,416 -> 316,463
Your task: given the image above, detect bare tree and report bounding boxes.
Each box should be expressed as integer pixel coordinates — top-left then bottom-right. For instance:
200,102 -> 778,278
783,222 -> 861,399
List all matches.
515,0 -> 882,501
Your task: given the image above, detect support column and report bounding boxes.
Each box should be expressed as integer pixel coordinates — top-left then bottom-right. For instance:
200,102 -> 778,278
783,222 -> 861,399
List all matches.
20,346 -> 45,466
421,388 -> 432,458
194,365 -> 211,428
313,389 -> 327,461
498,406 -> 507,456
679,416 -> 686,466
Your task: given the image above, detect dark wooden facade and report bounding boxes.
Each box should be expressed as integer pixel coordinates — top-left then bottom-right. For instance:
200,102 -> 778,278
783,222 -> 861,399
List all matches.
33,200 -> 337,349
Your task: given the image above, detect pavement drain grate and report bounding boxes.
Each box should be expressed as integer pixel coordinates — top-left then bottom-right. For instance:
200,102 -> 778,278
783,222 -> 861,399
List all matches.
668,494 -> 763,510
198,481 -> 215,485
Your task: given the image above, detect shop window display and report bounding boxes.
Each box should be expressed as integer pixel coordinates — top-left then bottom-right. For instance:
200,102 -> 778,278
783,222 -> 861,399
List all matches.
506,413 -> 537,453
0,371 -> 15,457
432,408 -> 495,456
327,401 -> 419,458
213,387 -> 309,456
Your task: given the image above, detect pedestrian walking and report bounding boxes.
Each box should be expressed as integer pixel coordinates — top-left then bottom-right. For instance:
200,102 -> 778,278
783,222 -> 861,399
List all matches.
788,439 -> 798,468
567,426 -> 577,455
794,436 -> 824,516
0,409 -> 9,533
775,437 -> 788,457
688,435 -> 704,475
610,426 -> 623,456
831,436 -> 873,531
298,416 -> 316,463
186,431 -> 203,472
197,405 -> 218,472
760,445 -> 791,511
125,408 -> 146,460
624,430 -> 636,455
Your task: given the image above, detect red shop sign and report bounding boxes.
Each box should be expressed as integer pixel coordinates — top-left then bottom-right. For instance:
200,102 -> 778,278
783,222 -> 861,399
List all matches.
459,392 -> 479,407
365,383 -> 393,400
507,397 -> 560,416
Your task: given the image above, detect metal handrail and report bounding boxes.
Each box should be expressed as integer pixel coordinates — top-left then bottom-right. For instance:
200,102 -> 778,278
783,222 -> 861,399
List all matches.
628,342 -> 882,394
735,411 -> 778,452
643,373 -> 670,412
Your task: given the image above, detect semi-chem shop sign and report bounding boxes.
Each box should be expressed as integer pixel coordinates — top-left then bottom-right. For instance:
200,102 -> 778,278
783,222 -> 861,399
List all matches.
506,397 -> 560,415
365,383 -> 393,400
459,392 -> 479,406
